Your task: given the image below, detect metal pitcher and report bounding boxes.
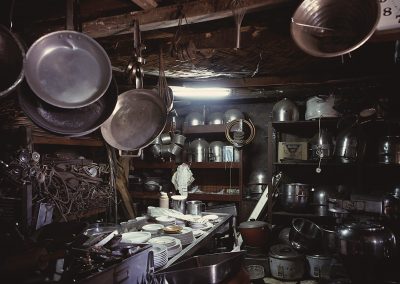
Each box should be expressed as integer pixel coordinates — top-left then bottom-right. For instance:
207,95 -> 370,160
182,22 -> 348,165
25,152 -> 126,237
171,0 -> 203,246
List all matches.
190,138 -> 209,162
209,141 -> 225,162
186,200 -> 206,215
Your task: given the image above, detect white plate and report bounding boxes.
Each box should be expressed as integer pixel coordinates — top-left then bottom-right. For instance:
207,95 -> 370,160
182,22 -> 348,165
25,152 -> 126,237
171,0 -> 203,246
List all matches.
142,224 -> 164,232
149,236 -> 178,247
121,232 -> 151,244
156,216 -> 176,223
203,214 -> 219,221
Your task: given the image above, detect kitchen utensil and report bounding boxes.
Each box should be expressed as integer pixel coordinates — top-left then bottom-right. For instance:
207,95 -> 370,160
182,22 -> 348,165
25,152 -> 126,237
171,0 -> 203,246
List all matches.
378,136 -> 400,164
189,138 -> 209,162
272,98 -> 299,122
279,183 -> 311,212
291,0 -> 380,57
238,220 -> 271,248
289,218 -> 323,253
155,251 -> 245,284
336,221 -> 397,259
382,189 -> 400,219
0,24 -> 25,98
172,134 -> 186,146
185,112 -> 205,126
328,208 -> 349,223
24,0 -> 111,108
101,89 -> 167,152
83,223 -> 120,236
334,126 -> 359,163
169,144 -> 183,156
186,200 -> 206,215
306,254 -> 333,278
246,264 -> 265,280
209,141 -> 225,162
269,244 -> 305,281
305,95 -> 340,120
207,112 -> 224,125
171,195 -> 187,213
224,109 -> 244,123
160,133 -> 172,144
19,77 -> 118,137
319,225 -> 337,254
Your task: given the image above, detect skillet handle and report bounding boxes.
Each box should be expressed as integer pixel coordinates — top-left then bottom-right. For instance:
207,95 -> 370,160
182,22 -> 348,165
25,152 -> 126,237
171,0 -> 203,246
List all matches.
119,149 -> 143,158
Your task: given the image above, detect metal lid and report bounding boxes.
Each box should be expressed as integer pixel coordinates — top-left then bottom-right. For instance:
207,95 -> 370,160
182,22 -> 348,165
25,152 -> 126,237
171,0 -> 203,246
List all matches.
343,221 -> 384,232
305,254 -> 332,260
238,220 -> 268,229
269,244 -> 303,260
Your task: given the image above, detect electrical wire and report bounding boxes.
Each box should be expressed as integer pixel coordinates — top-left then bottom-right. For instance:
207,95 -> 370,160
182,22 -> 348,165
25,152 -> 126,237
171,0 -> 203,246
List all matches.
225,118 -> 256,148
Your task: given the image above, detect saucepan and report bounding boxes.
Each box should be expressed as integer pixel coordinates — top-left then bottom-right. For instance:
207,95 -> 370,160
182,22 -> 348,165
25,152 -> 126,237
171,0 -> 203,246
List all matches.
24,0 -> 112,108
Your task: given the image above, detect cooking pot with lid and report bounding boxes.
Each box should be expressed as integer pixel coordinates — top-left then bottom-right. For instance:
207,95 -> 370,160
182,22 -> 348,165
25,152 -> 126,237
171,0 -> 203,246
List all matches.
305,95 -> 340,120
269,244 -> 305,281
238,220 -> 271,248
272,98 -> 299,122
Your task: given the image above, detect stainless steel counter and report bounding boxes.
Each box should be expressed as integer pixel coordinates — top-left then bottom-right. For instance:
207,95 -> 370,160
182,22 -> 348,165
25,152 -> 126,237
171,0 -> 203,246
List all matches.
165,212 -> 234,268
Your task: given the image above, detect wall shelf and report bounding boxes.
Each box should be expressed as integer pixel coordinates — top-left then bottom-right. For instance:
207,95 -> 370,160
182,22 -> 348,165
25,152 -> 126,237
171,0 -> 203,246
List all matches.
132,161 -> 240,169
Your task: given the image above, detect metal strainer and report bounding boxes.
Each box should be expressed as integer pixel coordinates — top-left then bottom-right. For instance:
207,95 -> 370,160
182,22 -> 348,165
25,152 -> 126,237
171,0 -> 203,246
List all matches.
291,0 -> 380,57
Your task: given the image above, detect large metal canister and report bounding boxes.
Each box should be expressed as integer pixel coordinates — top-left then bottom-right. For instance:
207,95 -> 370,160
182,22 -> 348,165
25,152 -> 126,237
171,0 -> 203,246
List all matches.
209,141 -> 225,162
189,138 -> 209,162
378,136 -> 400,164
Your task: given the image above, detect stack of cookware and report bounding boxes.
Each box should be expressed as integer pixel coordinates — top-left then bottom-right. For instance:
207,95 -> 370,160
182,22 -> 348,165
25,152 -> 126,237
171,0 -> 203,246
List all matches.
184,109 -> 244,126
271,217 -> 398,283
149,132 -> 186,160
17,0 -> 118,138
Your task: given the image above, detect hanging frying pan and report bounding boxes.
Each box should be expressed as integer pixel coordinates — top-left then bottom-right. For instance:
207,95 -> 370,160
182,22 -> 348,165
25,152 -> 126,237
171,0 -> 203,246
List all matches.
101,21 -> 167,153
18,77 -> 118,137
0,0 -> 25,98
23,0 -> 111,108
101,88 -> 167,151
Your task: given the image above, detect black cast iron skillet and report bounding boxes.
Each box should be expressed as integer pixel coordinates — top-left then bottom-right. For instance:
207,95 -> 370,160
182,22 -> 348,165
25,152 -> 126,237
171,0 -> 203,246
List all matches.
18,77 -> 118,137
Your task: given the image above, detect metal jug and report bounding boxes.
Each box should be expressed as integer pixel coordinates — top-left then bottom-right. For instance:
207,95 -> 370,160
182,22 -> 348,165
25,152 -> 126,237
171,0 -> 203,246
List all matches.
189,138 -> 209,162
334,126 -> 359,163
209,141 -> 225,162
310,128 -> 333,160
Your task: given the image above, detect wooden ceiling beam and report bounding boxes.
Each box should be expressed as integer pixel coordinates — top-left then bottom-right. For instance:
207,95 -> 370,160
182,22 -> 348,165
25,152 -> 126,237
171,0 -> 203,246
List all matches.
130,0 -> 158,10
30,0 -> 293,39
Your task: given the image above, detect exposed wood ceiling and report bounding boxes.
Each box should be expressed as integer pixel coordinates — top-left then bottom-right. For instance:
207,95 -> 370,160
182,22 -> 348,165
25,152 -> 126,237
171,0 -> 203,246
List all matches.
3,0 -> 400,90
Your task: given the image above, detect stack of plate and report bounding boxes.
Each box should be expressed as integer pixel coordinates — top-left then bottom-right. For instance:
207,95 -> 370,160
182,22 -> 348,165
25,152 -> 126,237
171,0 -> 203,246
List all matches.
193,229 -> 205,238
121,231 -> 152,244
156,216 -> 176,226
149,236 -> 182,258
189,221 -> 213,231
175,219 -> 186,227
151,244 -> 168,269
171,227 -> 195,246
142,223 -> 164,236
202,214 -> 220,223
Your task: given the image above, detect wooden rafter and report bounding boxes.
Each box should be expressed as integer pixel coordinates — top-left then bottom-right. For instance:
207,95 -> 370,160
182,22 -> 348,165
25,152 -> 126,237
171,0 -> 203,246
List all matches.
130,0 -> 158,10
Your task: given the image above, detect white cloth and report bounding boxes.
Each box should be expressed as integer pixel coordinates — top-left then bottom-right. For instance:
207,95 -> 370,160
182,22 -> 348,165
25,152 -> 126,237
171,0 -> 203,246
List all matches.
171,163 -> 194,197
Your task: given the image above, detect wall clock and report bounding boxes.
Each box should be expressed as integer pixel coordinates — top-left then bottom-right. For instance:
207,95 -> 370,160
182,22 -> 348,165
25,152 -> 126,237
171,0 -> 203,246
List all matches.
376,0 -> 400,31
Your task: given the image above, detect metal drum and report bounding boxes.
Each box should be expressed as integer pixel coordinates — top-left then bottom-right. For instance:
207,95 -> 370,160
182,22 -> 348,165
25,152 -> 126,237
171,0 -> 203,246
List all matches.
190,138 -> 209,162
378,136 -> 400,164
209,141 -> 225,162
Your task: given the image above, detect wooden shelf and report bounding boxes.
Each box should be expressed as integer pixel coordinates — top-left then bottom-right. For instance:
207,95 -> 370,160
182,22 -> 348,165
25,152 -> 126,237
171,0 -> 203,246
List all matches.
189,193 -> 241,202
272,211 -> 334,219
274,161 -> 355,167
183,124 -> 226,135
272,119 -> 340,132
132,161 -> 240,169
32,135 -> 104,147
132,161 -> 176,169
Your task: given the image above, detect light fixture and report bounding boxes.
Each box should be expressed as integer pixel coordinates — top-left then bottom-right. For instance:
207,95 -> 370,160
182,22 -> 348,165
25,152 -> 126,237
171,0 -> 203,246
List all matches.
169,86 -> 231,99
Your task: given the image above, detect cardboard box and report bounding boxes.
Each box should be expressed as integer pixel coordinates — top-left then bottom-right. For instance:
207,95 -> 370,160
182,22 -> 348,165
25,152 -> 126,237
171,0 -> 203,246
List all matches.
278,142 -> 308,161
